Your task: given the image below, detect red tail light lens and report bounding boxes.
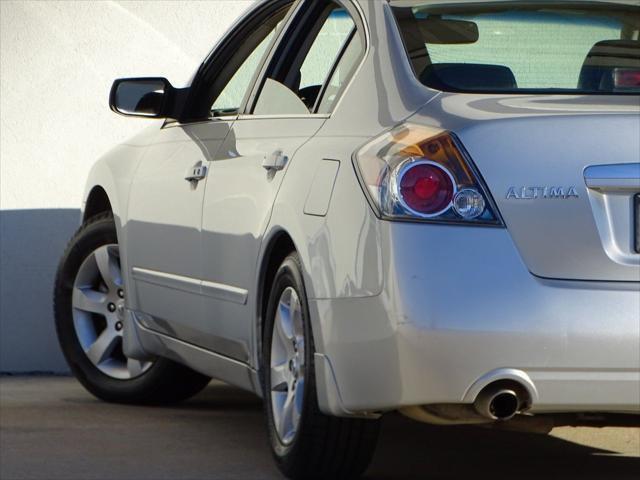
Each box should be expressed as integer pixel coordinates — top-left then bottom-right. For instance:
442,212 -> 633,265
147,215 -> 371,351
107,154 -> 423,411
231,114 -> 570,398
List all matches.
395,161 -> 455,217
354,124 -> 501,225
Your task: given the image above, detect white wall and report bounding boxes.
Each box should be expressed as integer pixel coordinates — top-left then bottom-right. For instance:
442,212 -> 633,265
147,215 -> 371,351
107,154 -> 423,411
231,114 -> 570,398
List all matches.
0,0 -> 254,372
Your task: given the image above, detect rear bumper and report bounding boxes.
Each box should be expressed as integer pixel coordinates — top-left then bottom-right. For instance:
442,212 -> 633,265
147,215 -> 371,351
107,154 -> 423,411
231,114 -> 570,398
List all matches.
310,223 -> 640,416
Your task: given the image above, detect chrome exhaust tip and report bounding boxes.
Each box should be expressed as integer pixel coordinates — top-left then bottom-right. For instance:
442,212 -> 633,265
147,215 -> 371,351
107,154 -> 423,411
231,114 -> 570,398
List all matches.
474,387 -> 520,421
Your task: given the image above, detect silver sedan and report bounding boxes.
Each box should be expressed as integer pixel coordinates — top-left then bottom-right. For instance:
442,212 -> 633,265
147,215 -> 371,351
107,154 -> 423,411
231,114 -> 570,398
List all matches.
54,0 -> 640,478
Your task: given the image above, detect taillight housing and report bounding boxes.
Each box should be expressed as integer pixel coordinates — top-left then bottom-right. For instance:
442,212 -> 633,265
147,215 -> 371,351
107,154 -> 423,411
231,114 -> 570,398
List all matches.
613,68 -> 640,89
353,123 -> 501,225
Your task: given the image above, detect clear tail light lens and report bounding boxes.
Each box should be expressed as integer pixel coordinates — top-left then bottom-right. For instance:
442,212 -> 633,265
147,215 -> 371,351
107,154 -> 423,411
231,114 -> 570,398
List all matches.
353,123 -> 501,225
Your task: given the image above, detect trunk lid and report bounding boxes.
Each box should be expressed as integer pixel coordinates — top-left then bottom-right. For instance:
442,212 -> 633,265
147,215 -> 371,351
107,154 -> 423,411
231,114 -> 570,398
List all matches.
418,94 -> 640,282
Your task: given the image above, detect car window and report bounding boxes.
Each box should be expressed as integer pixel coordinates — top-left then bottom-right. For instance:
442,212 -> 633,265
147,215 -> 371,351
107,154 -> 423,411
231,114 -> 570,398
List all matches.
212,30 -> 278,114
298,9 -> 355,94
210,7 -> 291,116
392,3 -> 640,94
253,2 -> 360,115
317,30 -> 364,113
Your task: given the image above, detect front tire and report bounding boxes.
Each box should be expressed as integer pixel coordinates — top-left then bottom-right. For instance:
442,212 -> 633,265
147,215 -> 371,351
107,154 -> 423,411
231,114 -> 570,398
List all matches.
54,212 -> 210,404
263,253 -> 380,479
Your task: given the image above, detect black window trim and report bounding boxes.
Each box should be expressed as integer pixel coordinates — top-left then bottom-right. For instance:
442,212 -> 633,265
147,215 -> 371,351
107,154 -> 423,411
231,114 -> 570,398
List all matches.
312,26 -> 358,113
241,0 -> 368,118
167,0 -> 369,126
179,0 -> 298,122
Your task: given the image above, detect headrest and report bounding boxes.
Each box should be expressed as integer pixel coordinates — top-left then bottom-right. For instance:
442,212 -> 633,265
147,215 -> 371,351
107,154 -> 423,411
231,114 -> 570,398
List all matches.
420,63 -> 517,91
578,40 -> 640,91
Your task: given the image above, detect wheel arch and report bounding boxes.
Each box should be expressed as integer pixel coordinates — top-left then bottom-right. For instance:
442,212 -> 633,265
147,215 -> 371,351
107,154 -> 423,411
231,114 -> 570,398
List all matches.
81,142 -> 149,313
83,185 -> 113,222
255,229 -> 299,374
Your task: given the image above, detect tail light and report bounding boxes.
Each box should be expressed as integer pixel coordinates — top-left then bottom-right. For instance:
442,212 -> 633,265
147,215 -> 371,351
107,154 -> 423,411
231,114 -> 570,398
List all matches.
613,68 -> 640,89
353,123 -> 501,225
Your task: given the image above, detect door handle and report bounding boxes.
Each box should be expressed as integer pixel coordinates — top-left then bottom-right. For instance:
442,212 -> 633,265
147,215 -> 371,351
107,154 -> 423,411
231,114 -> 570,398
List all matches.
185,163 -> 208,182
262,150 -> 288,171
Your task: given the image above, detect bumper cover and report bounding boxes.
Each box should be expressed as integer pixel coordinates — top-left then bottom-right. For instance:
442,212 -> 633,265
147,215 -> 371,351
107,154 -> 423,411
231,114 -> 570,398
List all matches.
310,223 -> 640,416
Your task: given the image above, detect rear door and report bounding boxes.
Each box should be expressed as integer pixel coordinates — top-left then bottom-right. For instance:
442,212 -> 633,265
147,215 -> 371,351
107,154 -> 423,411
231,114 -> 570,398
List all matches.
199,0 -> 365,361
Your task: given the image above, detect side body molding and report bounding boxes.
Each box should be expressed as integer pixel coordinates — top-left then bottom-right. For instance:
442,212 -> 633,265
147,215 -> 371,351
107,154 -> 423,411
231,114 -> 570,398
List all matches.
131,267 -> 248,305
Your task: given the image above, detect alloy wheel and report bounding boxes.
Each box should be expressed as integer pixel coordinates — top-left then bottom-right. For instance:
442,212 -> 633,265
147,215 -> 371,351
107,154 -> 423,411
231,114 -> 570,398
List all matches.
72,244 -> 151,379
270,286 -> 306,445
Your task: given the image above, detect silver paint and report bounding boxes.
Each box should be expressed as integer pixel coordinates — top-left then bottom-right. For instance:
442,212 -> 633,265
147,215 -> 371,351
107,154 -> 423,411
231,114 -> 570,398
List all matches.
77,0 -> 640,421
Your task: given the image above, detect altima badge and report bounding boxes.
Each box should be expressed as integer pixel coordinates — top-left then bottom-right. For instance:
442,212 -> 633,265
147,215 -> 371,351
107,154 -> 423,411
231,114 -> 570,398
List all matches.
506,186 -> 579,199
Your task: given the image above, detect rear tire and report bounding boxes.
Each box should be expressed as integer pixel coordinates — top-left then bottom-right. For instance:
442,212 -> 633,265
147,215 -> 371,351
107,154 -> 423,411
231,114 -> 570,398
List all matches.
263,253 -> 380,479
54,212 -> 210,404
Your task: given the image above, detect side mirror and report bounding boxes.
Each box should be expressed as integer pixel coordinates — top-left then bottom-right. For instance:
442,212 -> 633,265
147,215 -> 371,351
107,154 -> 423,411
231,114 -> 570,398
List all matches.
109,77 -> 177,118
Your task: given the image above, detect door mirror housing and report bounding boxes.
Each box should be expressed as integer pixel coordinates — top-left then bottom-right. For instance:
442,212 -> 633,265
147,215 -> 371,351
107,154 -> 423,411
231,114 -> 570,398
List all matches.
109,77 -> 185,119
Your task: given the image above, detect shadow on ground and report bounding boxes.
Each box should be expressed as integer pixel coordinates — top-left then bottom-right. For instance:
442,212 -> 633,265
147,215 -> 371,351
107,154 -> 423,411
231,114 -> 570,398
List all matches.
1,377 -> 638,480
190,385 -> 640,480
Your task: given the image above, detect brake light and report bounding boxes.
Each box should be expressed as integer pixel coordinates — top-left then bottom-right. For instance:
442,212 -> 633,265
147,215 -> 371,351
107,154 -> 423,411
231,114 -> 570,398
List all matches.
394,161 -> 455,217
353,124 -> 501,224
614,68 -> 640,88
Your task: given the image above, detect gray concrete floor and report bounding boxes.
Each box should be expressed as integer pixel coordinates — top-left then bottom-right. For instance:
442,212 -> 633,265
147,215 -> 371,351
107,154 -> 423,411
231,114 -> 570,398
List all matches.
0,377 -> 638,480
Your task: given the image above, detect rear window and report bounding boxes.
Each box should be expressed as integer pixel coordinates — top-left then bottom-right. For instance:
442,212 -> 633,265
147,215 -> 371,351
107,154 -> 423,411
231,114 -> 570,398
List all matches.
391,2 -> 640,94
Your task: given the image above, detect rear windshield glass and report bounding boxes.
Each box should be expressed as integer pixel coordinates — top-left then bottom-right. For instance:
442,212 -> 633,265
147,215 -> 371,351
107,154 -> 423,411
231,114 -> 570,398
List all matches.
391,2 -> 640,94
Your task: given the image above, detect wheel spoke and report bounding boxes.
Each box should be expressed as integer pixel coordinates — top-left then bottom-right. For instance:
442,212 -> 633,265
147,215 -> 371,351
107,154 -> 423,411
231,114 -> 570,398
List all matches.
271,361 -> 290,392
85,328 -> 119,365
296,338 -> 305,361
289,293 -> 305,358
276,301 -> 293,345
72,287 -> 108,315
290,294 -> 303,337
127,358 -> 144,377
292,378 -> 304,426
278,389 -> 295,442
94,246 -> 121,291
270,287 -> 305,445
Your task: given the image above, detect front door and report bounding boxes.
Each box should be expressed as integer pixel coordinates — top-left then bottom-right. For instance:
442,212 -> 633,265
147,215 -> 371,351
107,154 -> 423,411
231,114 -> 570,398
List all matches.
127,0 -> 296,345
126,120 -> 231,335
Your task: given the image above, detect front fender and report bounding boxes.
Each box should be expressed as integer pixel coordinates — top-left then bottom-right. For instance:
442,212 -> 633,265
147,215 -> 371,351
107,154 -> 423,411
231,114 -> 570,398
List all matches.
81,124 -> 159,309
81,124 -> 159,221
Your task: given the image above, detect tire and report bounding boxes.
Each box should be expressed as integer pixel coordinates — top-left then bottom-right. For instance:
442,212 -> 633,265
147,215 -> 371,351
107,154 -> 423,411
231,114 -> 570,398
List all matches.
263,253 -> 380,480
54,212 -> 210,404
